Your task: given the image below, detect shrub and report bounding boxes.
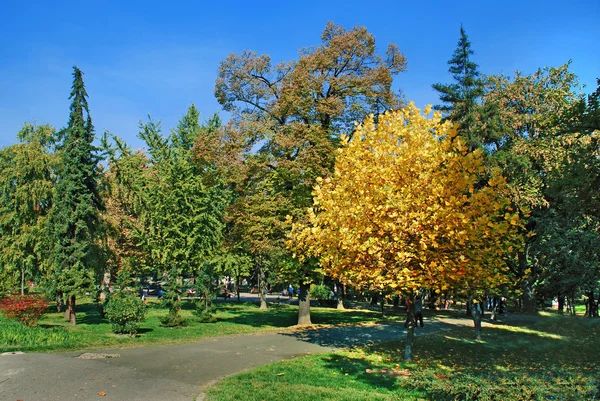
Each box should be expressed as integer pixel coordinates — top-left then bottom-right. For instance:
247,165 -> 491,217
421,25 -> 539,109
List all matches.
0,295 -> 49,326
160,308 -> 188,327
195,310 -> 217,323
103,293 -> 147,335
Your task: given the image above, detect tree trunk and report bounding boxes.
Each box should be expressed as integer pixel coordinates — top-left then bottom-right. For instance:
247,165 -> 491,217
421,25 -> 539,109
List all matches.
258,265 -> 267,310
380,296 -> 385,318
236,275 -> 241,303
98,270 -> 111,302
404,294 -> 415,361
586,291 -> 594,318
56,292 -> 63,313
519,249 -> 537,313
370,295 -> 378,305
490,297 -> 498,321
337,296 -> 345,310
470,298 -> 483,341
68,295 -> 76,325
558,294 -> 565,313
64,295 -> 71,321
297,281 -> 312,326
336,282 -> 345,310
428,291 -> 437,310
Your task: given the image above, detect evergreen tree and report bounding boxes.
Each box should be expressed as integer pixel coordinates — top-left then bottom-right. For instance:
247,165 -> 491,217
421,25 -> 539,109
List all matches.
50,66 -> 102,325
432,25 -> 485,150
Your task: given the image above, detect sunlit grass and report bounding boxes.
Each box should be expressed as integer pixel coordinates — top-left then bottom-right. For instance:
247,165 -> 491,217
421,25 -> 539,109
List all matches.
207,316 -> 600,401
0,299 -> 383,353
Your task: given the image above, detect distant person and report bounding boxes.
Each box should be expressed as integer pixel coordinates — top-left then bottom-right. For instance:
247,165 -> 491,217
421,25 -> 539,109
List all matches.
158,286 -> 164,299
288,284 -> 294,299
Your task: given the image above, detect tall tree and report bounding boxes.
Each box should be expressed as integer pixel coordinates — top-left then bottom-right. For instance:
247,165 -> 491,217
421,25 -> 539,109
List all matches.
105,106 -> 226,323
482,64 -> 582,312
50,67 -> 103,324
289,104 -> 522,358
432,25 -> 485,150
212,22 -> 407,324
0,124 -> 56,294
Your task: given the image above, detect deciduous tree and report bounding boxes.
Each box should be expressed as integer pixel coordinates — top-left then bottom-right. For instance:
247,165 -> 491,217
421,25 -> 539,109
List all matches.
213,22 -> 407,323
289,104 -> 522,358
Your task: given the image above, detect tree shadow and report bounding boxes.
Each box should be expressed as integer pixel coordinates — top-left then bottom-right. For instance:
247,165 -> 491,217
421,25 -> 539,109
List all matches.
321,353 -> 401,391
214,303 -> 384,330
76,302 -> 107,325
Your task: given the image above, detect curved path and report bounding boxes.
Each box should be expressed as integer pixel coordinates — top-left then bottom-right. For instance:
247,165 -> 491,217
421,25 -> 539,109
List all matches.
0,317 -> 476,401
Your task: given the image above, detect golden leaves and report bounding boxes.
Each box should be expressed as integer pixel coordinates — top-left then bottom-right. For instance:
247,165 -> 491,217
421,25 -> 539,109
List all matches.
289,103 -> 523,292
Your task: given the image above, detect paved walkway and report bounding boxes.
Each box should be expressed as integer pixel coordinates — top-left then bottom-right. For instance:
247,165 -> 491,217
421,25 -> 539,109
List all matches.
0,316 -> 479,401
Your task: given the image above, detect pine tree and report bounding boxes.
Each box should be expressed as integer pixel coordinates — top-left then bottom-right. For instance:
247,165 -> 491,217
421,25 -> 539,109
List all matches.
50,66 -> 102,325
432,25 -> 485,150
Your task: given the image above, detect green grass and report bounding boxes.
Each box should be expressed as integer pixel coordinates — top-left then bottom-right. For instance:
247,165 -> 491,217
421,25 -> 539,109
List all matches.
206,315 -> 600,401
0,299 -> 383,353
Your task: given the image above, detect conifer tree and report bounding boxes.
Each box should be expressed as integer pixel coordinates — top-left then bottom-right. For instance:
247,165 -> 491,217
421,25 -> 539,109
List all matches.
50,66 -> 102,325
432,25 -> 485,150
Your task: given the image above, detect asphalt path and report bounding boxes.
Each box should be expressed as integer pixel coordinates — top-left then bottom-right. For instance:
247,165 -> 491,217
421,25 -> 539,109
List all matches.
0,315 -> 470,401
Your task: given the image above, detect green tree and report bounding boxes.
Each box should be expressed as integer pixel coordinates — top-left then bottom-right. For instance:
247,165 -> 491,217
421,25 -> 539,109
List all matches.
432,25 -> 485,150
482,64 -> 583,312
106,106 -> 226,324
49,67 -> 103,324
213,22 -> 407,324
0,124 -> 56,294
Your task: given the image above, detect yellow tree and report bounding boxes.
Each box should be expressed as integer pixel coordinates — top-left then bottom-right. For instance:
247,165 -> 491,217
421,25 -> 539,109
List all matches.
289,103 -> 523,360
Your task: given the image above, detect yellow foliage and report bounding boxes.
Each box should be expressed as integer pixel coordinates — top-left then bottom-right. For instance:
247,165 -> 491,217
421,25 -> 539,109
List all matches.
288,103 -> 524,293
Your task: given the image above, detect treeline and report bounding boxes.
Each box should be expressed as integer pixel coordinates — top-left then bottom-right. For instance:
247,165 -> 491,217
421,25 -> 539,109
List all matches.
0,23 -> 598,328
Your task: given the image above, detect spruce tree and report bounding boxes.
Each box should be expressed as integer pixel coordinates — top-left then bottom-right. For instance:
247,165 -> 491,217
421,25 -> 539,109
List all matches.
51,66 -> 102,325
432,25 -> 485,150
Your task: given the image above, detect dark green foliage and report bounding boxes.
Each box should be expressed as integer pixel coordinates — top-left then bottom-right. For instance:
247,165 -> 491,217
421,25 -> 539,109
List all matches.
49,67 -> 103,322
432,25 -> 485,150
104,292 -> 147,334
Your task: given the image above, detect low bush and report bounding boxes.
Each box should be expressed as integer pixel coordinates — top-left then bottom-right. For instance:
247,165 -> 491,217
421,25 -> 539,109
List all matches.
103,293 -> 147,335
195,310 -> 217,323
0,294 -> 49,326
160,308 -> 188,327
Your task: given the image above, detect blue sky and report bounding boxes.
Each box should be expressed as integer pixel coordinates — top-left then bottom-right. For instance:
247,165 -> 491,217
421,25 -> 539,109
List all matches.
1,0 -> 598,150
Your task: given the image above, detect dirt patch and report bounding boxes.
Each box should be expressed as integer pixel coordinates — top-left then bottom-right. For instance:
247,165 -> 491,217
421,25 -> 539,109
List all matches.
77,352 -> 120,359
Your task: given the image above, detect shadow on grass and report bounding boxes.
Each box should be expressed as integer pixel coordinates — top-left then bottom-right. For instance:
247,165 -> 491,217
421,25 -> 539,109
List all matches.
76,302 -> 107,325
281,320 -> 459,349
212,302 -> 385,330
322,353 -> 401,391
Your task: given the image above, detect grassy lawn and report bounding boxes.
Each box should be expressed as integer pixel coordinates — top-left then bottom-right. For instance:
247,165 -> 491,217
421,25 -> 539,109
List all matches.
206,314 -> 600,401
0,299 -> 383,353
